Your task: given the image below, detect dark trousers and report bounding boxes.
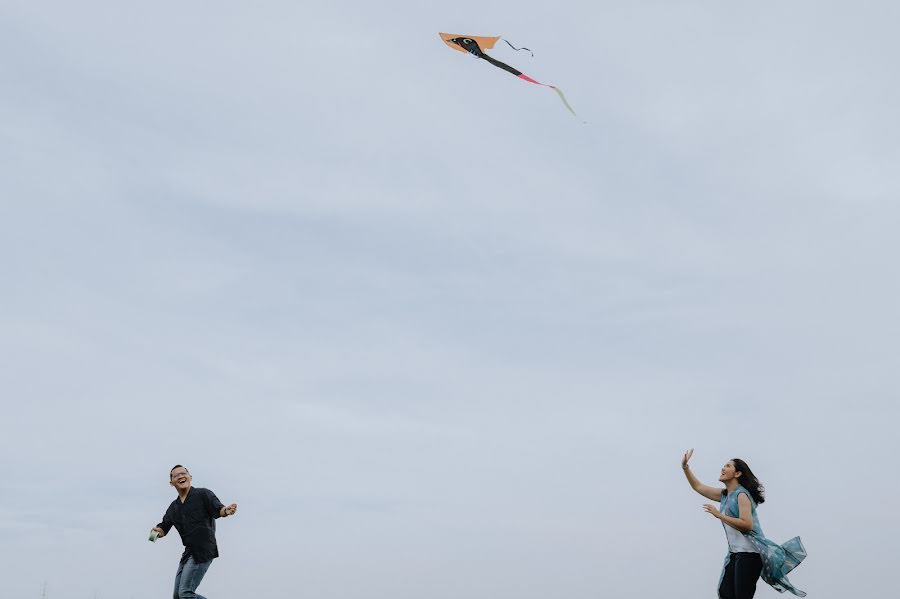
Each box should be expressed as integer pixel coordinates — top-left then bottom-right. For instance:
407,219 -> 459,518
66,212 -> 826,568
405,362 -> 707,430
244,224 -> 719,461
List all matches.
718,552 -> 763,599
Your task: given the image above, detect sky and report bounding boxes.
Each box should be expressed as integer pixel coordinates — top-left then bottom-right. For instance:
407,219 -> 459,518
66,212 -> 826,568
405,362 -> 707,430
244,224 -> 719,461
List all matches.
1,1 -> 898,597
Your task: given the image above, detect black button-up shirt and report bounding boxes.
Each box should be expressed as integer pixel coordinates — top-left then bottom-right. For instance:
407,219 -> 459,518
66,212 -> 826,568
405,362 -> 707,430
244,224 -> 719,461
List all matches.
157,487 -> 225,563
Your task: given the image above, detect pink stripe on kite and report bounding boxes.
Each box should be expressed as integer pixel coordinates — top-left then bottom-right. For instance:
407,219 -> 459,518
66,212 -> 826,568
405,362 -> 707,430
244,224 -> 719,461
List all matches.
518,73 -> 578,117
518,73 -> 542,85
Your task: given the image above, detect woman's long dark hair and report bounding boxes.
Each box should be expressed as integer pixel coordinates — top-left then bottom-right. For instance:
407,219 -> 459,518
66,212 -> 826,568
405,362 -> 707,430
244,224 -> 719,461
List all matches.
732,458 -> 765,505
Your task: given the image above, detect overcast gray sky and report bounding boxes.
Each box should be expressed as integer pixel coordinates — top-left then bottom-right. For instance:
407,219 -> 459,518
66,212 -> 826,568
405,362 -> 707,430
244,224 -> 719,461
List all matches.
2,1 -> 898,597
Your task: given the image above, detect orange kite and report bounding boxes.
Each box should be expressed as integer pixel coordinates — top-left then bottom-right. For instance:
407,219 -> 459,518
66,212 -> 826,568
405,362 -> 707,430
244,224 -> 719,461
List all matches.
439,33 -> 577,117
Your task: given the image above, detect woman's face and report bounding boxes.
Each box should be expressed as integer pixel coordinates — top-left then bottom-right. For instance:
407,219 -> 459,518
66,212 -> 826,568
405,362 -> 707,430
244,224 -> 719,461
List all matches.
718,460 -> 741,482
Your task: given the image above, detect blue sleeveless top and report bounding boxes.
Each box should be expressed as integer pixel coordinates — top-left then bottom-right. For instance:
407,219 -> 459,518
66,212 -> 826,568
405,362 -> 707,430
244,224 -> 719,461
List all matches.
718,486 -> 807,597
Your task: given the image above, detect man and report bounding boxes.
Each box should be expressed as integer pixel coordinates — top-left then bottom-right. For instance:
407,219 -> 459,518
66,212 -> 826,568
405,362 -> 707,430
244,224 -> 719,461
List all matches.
150,465 -> 238,599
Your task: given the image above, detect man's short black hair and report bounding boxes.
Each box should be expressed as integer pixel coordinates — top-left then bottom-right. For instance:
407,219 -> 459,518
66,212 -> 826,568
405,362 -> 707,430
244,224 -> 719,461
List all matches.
170,464 -> 190,479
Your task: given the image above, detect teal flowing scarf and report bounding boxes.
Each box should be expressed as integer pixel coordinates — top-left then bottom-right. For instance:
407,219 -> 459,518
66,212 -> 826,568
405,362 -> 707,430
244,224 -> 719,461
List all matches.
719,486 -> 807,597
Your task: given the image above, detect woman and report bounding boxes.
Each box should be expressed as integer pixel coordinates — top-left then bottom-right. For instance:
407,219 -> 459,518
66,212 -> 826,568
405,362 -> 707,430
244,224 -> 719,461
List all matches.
682,449 -> 807,598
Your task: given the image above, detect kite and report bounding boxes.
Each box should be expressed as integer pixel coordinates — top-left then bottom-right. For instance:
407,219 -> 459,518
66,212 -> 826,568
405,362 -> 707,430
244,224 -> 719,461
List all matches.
439,33 -> 578,117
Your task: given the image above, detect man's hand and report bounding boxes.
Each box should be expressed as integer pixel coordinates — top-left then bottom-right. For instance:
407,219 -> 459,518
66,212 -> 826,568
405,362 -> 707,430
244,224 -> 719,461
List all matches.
151,527 -> 166,538
222,503 -> 238,517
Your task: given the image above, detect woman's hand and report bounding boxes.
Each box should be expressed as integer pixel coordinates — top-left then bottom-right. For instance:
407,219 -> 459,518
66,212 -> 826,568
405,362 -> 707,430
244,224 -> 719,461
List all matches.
702,504 -> 722,519
682,448 -> 694,470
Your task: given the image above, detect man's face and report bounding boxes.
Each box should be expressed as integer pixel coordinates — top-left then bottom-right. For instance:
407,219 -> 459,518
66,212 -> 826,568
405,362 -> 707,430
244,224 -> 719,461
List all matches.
170,467 -> 192,491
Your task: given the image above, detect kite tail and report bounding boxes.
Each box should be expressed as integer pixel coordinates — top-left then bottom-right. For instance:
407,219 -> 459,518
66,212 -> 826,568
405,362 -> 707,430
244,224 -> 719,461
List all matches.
502,39 -> 533,56
518,74 -> 578,117
548,86 -> 577,117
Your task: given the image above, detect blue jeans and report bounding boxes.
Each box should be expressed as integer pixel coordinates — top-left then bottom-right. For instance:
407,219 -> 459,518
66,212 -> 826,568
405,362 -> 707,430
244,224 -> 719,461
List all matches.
173,556 -> 212,599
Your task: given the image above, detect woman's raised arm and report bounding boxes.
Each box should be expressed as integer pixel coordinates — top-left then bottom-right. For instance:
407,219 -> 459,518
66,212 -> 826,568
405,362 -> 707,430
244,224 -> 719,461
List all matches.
682,449 -> 724,502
